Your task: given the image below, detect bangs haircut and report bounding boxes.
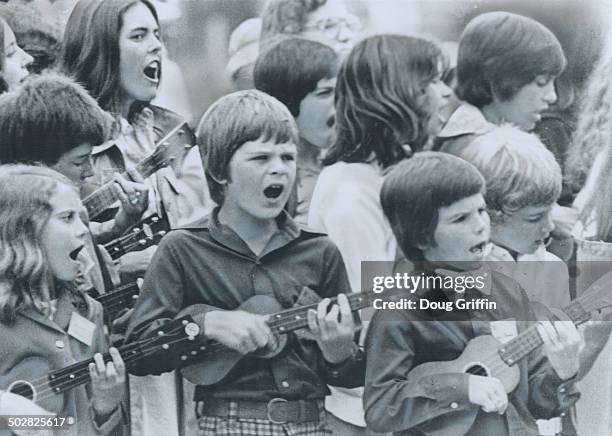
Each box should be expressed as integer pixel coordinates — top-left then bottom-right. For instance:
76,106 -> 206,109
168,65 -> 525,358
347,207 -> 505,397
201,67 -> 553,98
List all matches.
381,152 -> 485,261
254,36 -> 338,116
457,12 -> 566,108
458,125 -> 561,219
0,72 -> 112,165
60,0 -> 159,113
260,0 -> 326,41
196,89 -> 299,205
325,34 -> 445,168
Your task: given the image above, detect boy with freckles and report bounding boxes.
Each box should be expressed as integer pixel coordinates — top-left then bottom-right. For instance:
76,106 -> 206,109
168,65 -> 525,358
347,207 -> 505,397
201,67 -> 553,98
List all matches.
126,90 -> 364,435
364,152 -> 583,436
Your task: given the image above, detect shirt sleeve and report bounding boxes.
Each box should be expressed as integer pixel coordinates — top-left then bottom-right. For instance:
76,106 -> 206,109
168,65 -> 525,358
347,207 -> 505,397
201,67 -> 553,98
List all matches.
309,240 -> 365,388
527,339 -> 581,418
309,181 -> 395,294
364,312 -> 473,433
123,232 -> 220,375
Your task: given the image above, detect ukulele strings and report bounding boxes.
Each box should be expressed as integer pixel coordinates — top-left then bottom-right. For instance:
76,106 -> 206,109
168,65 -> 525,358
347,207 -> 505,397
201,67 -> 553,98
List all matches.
25,333 -> 194,404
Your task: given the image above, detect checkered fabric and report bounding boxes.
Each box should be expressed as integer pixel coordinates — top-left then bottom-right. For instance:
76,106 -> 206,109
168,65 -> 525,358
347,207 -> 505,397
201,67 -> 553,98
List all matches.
196,400 -> 332,436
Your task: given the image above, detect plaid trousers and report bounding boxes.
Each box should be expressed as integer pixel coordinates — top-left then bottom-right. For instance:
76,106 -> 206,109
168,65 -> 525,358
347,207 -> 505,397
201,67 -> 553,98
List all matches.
196,400 -> 332,436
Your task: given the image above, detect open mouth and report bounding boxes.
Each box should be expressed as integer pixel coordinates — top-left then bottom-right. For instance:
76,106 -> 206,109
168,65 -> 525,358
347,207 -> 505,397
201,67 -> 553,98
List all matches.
469,241 -> 488,254
263,184 -> 284,199
143,61 -> 160,82
69,245 -> 85,261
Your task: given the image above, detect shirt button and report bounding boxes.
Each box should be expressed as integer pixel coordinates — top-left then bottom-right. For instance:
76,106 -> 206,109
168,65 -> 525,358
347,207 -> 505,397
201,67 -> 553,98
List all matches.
281,381 -> 289,388
450,402 -> 458,409
55,340 -> 65,349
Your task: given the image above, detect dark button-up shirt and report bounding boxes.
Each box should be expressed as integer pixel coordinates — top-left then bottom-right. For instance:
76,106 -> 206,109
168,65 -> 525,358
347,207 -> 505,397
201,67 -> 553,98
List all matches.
125,210 -> 364,402
364,266 -> 579,436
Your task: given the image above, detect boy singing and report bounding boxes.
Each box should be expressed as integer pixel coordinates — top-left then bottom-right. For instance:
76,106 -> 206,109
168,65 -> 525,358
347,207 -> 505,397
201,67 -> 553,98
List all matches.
126,90 -> 364,435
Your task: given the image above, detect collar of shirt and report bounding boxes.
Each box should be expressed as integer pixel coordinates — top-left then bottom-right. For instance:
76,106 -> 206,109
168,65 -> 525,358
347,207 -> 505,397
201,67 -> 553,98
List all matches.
207,207 -> 302,259
438,102 -> 494,139
433,263 -> 493,300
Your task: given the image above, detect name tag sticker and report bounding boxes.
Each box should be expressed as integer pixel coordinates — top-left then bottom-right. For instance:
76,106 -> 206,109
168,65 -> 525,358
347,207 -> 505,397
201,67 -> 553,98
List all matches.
490,320 -> 518,344
68,311 -> 96,346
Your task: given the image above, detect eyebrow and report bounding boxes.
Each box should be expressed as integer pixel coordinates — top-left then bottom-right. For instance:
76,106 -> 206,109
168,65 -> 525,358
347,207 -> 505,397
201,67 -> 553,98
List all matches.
129,25 -> 158,33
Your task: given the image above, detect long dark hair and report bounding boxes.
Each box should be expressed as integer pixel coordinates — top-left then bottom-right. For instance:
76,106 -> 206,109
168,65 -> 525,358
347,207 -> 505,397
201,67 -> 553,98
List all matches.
60,0 -> 158,114
325,34 -> 444,168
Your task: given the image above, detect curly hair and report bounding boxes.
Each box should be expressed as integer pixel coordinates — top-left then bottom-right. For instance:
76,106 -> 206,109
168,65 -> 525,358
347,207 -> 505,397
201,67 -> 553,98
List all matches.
564,45 -> 612,200
0,164 -> 76,325
325,34 -> 445,168
260,0 -> 326,42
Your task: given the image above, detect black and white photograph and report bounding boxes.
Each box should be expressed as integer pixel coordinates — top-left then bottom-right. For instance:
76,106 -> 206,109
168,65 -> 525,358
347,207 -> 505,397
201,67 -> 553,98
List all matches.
0,0 -> 612,435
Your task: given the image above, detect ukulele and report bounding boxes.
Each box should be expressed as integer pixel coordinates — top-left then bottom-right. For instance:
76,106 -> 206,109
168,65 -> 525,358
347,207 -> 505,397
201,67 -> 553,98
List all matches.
181,291 -> 375,385
95,280 -> 141,322
406,270 -> 612,395
103,214 -> 170,260
83,121 -> 195,220
3,316 -> 199,407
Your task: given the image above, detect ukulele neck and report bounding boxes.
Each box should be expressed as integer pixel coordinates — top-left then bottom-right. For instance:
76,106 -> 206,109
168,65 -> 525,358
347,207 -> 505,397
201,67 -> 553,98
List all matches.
498,298 -> 590,366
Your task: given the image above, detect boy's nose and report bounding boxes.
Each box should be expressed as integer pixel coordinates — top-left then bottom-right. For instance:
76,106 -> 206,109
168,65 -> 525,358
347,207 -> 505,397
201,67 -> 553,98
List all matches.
543,81 -> 557,105
543,211 -> 555,234
82,157 -> 94,179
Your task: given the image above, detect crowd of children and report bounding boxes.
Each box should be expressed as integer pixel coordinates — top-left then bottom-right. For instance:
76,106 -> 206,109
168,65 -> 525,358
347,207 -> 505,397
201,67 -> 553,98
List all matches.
1,1 -> 612,436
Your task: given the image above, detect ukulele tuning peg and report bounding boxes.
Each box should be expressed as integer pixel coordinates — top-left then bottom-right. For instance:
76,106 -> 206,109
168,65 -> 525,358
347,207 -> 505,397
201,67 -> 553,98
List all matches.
185,322 -> 200,338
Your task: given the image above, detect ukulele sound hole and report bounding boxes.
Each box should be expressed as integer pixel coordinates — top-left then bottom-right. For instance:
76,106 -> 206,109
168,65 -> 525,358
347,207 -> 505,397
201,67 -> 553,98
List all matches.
8,380 -> 36,401
463,363 -> 490,377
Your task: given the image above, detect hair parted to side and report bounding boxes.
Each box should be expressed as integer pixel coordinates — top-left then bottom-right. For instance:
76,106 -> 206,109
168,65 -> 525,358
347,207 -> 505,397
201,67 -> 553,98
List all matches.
457,12 -> 566,108
458,125 -> 561,221
196,89 -> 299,205
0,72 -> 112,165
381,152 -> 485,261
260,0 -> 327,42
60,0 -> 158,114
0,164 -> 76,325
325,34 -> 445,168
254,36 -> 338,117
